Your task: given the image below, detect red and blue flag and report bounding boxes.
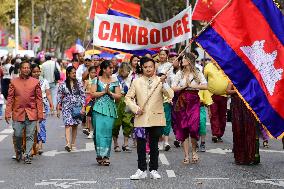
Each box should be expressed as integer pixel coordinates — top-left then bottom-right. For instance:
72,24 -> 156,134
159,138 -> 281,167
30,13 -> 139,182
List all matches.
196,0 -> 284,138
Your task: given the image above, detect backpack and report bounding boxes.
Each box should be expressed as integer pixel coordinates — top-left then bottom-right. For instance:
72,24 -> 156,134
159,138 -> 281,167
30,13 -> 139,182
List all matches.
54,62 -> 60,82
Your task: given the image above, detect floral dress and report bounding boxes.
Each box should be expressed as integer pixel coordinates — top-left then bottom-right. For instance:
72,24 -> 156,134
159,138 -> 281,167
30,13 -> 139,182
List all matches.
57,81 -> 85,126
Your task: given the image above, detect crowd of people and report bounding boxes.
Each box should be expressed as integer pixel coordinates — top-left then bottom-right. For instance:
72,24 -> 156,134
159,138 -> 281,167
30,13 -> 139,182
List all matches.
0,48 -> 282,179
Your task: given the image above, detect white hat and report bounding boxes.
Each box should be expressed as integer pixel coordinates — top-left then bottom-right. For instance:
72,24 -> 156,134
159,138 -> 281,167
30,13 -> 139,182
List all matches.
84,55 -> 92,60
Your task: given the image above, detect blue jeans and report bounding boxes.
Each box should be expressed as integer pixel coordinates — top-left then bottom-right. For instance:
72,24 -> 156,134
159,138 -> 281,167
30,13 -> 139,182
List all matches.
0,104 -> 3,116
49,82 -> 58,108
12,116 -> 37,156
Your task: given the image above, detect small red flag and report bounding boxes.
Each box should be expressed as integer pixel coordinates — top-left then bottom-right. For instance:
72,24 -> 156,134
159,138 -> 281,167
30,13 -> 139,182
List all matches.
192,0 -> 228,21
89,0 -> 111,20
110,0 -> 141,18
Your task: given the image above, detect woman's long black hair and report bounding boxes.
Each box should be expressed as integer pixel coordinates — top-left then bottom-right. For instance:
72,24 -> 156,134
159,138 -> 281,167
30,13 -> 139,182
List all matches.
65,66 -> 78,94
99,60 -> 111,76
30,63 -> 40,76
130,55 -> 142,74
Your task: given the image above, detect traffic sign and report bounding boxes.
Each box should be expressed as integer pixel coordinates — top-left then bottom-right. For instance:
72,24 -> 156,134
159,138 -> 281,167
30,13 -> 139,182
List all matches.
33,36 -> 40,43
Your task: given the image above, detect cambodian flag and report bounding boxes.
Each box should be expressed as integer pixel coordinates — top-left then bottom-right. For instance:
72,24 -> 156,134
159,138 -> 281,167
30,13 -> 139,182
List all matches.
196,0 -> 284,138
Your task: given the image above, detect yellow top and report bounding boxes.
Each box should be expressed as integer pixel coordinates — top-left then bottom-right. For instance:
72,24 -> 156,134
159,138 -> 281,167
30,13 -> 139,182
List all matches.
198,90 -> 213,106
204,62 -> 229,96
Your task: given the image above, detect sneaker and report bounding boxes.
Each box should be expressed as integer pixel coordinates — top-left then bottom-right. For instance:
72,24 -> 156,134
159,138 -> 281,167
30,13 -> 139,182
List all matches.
173,140 -> 180,148
130,169 -> 147,180
150,170 -> 161,179
164,143 -> 171,151
200,143 -> 206,152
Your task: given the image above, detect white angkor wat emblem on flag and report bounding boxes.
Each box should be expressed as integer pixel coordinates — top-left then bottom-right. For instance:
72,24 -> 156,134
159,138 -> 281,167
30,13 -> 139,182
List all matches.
240,40 -> 283,96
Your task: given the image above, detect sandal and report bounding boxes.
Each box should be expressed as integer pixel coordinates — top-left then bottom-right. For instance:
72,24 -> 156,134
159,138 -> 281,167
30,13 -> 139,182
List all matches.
122,145 -> 132,152
114,146 -> 121,152
192,152 -> 199,164
65,145 -> 71,152
38,149 -> 43,155
71,144 -> 77,151
96,157 -> 103,165
102,158 -> 110,166
263,140 -> 269,148
183,157 -> 190,165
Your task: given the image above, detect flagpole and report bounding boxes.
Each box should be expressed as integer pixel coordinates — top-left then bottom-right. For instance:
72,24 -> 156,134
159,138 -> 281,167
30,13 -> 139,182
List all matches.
140,0 -> 233,111
186,0 -> 190,52
92,2 -> 98,52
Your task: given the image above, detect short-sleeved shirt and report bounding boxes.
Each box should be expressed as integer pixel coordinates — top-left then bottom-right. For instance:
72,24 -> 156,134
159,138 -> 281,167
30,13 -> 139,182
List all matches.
40,78 -> 50,98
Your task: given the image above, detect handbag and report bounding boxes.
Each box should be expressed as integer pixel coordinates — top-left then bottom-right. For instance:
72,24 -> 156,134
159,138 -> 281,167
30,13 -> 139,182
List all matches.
71,105 -> 83,120
54,61 -> 60,82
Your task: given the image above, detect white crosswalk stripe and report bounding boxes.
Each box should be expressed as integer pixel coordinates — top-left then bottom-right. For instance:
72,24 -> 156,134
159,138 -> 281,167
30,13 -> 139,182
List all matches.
0,129 -> 13,134
0,135 -> 8,143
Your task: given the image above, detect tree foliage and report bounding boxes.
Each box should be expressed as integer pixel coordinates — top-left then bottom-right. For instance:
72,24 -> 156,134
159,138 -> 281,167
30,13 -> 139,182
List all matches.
0,0 -> 89,57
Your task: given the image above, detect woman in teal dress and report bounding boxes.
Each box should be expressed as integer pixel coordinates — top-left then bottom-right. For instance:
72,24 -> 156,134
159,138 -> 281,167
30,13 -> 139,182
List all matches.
90,60 -> 121,166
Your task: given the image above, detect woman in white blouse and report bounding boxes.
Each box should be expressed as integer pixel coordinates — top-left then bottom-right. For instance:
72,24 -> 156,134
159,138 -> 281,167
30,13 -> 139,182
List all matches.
171,53 -> 207,164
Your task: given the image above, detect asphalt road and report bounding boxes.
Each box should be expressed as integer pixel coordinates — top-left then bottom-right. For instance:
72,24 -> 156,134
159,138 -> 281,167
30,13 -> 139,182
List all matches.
0,116 -> 283,189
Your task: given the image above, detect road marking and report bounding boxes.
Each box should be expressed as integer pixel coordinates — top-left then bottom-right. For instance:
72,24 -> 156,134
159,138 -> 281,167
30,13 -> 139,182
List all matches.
205,148 -> 284,155
159,153 -> 170,165
265,179 -> 284,181
115,178 -> 130,180
0,129 -> 13,134
260,149 -> 284,154
206,148 -> 232,155
43,143 -> 96,157
0,181 -> 4,183
194,178 -> 230,180
166,170 -> 176,178
35,179 -> 97,188
50,179 -> 78,181
251,179 -> 284,187
85,142 -> 95,150
0,135 -> 8,142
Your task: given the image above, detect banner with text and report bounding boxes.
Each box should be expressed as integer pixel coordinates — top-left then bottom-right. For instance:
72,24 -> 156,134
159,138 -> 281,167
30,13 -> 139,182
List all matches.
93,7 -> 192,50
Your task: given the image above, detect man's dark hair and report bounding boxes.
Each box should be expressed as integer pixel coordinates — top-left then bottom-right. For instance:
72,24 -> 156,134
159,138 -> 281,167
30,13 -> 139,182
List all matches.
140,57 -> 155,67
19,59 -> 30,69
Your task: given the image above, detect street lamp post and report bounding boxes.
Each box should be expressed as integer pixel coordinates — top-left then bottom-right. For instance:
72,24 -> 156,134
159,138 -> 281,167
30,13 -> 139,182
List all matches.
31,0 -> 35,51
15,0 -> 19,55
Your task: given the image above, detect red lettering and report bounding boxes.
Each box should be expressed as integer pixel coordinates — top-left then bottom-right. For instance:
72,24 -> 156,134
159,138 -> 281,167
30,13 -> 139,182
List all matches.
138,27 -> 148,45
98,21 -> 110,40
150,29 -> 161,44
182,14 -> 190,33
173,20 -> 183,37
162,26 -> 172,42
110,23 -> 122,42
122,24 -> 137,44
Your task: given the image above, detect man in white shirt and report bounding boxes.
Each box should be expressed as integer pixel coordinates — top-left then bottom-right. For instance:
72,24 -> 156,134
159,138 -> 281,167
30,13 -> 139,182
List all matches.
41,54 -> 60,107
76,55 -> 92,81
